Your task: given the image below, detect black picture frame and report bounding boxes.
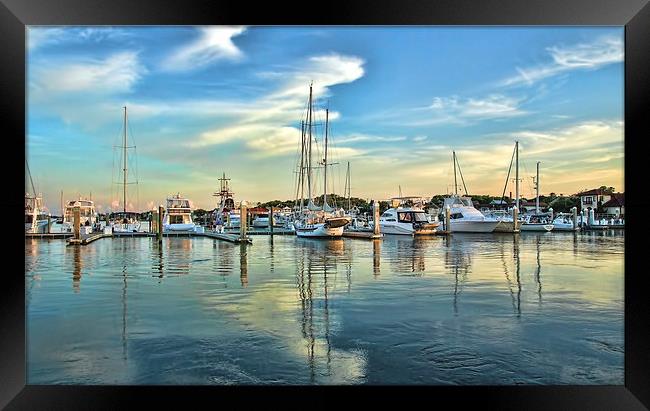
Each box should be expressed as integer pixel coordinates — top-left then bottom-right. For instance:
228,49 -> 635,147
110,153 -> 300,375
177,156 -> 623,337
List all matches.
4,0 -> 649,408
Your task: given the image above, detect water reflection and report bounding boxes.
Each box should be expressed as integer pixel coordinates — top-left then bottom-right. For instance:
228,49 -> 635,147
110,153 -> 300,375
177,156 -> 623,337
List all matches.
73,245 -> 82,293
240,244 -> 248,287
444,236 -> 472,314
372,239 -> 381,277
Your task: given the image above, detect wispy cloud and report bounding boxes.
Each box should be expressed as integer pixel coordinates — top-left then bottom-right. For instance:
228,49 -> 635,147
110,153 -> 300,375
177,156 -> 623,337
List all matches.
32,51 -> 146,94
28,27 -> 131,50
162,26 -> 247,71
429,94 -> 527,120
500,35 -> 623,87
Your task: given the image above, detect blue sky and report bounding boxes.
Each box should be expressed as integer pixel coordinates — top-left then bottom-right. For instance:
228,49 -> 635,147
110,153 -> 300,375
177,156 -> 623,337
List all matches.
26,26 -> 624,213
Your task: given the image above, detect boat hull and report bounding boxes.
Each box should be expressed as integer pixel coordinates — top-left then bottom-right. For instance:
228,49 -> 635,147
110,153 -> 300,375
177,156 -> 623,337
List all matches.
493,221 -> 519,233
295,223 -> 344,237
164,223 -> 197,232
520,223 -> 554,232
552,222 -> 579,232
449,220 -> 499,233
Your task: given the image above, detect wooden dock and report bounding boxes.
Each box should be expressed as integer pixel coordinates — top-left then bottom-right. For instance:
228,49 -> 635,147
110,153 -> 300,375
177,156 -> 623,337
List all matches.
67,232 -> 111,246
26,232 -> 73,239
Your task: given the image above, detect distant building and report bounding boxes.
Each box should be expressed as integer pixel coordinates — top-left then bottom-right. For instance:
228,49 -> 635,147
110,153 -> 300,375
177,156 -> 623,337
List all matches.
575,188 -> 613,211
519,200 -> 547,213
602,193 -> 624,216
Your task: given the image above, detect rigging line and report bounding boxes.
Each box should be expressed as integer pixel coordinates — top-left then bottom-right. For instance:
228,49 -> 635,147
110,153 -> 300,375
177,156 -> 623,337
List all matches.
455,154 -> 469,195
25,158 -> 36,196
500,144 -> 517,205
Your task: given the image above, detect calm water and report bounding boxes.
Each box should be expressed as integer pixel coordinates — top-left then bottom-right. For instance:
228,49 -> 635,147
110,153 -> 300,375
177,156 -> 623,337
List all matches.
25,231 -> 624,385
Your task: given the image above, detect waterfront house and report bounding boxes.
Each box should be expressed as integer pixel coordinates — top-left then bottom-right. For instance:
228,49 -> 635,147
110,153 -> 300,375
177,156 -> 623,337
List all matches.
602,193 -> 625,216
575,188 -> 613,211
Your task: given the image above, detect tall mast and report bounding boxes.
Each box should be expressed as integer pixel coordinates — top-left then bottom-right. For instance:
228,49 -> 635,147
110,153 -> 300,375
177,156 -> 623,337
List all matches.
307,82 -> 314,208
299,121 -> 305,210
123,106 -> 128,214
60,190 -> 63,217
346,161 -> 351,210
515,141 -> 520,209
323,107 -> 329,210
453,151 -> 458,195
535,161 -> 540,214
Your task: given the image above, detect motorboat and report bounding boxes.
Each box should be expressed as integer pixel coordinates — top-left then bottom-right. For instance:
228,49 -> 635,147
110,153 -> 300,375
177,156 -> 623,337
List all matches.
25,193 -> 49,233
520,214 -> 554,232
378,207 -> 439,235
443,196 -> 500,233
61,198 -> 97,232
253,213 -> 270,228
163,193 -> 198,232
552,213 -> 579,232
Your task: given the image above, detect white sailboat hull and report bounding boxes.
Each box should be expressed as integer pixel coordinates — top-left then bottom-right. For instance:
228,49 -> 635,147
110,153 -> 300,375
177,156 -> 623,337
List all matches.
449,220 -> 499,233
552,222 -> 579,231
295,223 -> 344,237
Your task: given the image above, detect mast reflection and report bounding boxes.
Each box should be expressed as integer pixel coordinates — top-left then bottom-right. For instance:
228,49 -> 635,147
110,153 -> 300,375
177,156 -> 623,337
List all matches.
444,235 -> 471,314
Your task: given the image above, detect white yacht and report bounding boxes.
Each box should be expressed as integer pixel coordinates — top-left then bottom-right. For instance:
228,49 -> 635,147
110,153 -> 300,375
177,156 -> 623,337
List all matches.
443,196 -> 500,233
61,198 -> 97,232
163,193 -> 197,232
227,211 -> 241,229
378,207 -> 439,235
253,213 -> 270,228
520,214 -> 554,232
552,213 -> 579,232
25,193 -> 49,233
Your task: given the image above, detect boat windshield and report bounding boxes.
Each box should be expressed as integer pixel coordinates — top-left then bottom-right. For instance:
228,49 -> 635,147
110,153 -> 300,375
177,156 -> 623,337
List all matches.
413,212 -> 429,222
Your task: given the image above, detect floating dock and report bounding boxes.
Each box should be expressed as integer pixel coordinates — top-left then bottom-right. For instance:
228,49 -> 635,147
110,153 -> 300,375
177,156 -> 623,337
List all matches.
26,232 -> 73,239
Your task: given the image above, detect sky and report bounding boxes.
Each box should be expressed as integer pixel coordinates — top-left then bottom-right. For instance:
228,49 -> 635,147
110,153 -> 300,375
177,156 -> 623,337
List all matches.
26,26 -> 624,214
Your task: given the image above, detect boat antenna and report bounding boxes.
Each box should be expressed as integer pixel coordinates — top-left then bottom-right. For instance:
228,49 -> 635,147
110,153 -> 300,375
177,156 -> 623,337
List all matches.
535,161 -> 540,214
515,141 -> 520,209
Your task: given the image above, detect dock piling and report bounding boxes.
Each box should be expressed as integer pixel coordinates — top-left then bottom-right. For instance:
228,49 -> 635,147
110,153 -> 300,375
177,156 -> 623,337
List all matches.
269,206 -> 274,235
373,200 -> 380,236
157,205 -> 163,242
240,203 -> 248,242
73,206 -> 81,240
549,207 -> 554,223
572,207 -> 578,230
445,205 -> 451,233
513,206 -> 519,232
47,215 -> 51,234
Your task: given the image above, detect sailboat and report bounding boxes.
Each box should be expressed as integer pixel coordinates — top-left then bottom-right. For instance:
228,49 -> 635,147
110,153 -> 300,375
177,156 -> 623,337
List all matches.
25,159 -> 49,233
442,151 -> 499,233
293,83 -> 351,238
520,161 -> 554,232
212,172 -> 239,231
483,141 -> 520,233
112,106 -> 141,233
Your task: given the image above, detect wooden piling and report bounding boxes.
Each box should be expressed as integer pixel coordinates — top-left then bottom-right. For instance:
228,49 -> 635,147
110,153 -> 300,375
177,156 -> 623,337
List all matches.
549,207 -> 554,223
269,207 -> 274,235
445,205 -> 451,233
73,206 -> 81,240
157,205 -> 164,242
572,207 -> 578,230
240,203 -> 248,242
373,200 -> 380,236
47,215 -> 51,234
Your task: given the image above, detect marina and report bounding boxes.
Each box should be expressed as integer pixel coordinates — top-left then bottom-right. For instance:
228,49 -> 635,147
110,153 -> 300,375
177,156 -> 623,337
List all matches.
23,26 -> 625,388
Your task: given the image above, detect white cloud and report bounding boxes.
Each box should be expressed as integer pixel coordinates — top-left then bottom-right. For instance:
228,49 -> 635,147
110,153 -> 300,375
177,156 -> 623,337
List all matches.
501,35 -> 623,87
162,26 -> 247,71
428,94 -> 527,120
32,51 -> 146,94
